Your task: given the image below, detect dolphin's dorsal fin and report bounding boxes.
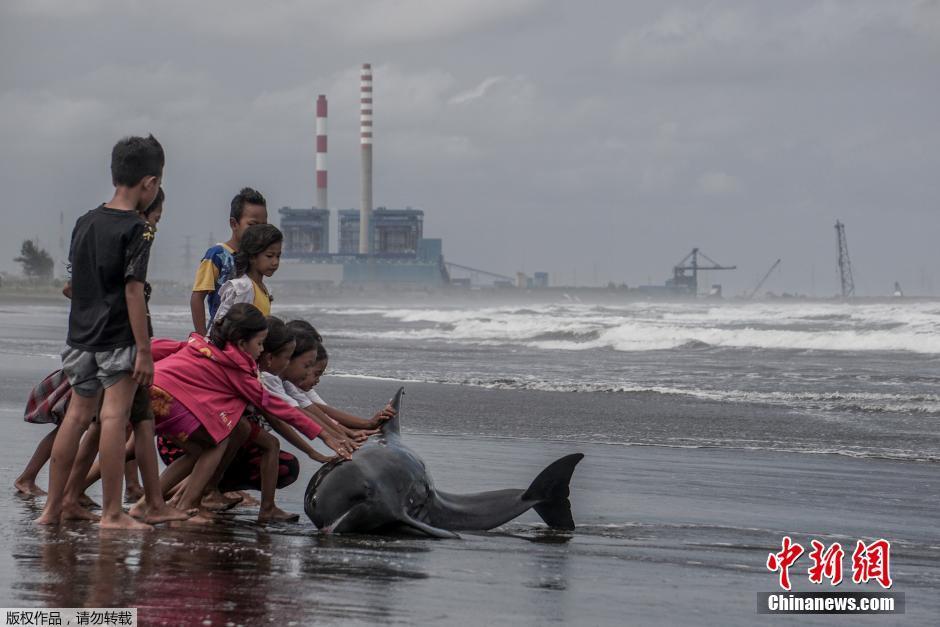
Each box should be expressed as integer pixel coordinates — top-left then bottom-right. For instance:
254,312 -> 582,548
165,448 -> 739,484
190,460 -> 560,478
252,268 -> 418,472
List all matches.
380,387 -> 405,437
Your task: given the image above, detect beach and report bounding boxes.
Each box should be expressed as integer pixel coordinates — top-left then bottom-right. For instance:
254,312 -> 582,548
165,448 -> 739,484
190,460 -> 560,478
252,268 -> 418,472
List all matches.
1,296 -> 938,624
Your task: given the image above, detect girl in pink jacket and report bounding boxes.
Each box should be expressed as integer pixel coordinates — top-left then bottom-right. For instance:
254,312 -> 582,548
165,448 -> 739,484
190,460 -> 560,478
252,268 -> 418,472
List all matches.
150,303 -> 350,519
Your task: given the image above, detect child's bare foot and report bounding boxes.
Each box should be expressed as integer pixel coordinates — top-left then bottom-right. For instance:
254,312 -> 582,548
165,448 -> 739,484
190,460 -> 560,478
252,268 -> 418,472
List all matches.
169,508 -> 215,526
124,484 -> 145,502
202,490 -> 243,512
61,501 -> 100,522
78,493 -> 100,509
144,504 -> 197,525
258,506 -> 300,524
34,510 -> 61,526
99,511 -> 152,530
127,499 -> 147,520
14,478 -> 46,497
230,490 -> 260,507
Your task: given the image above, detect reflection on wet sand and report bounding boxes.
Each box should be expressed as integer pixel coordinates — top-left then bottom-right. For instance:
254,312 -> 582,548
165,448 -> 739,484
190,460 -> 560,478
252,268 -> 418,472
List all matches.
15,513 -> 441,625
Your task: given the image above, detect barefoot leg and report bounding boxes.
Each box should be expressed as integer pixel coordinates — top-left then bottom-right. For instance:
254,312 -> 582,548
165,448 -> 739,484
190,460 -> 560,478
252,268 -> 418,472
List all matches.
254,431 -> 297,523
97,377 -> 150,530
16,426 -> 58,496
203,418 -> 250,501
176,435 -> 228,512
62,422 -> 101,519
132,419 -> 192,524
36,392 -> 99,525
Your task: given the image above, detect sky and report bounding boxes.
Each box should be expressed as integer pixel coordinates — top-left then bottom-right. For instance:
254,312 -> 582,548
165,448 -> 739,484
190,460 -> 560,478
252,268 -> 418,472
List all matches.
1,0 -> 938,296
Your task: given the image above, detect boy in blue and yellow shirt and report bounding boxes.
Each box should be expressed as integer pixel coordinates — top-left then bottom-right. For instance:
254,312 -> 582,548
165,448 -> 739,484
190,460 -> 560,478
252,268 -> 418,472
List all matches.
189,187 -> 267,335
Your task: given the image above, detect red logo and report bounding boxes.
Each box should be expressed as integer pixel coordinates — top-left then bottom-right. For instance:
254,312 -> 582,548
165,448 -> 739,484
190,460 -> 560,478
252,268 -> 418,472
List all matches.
852,539 -> 892,589
807,540 -> 844,586
767,537 -> 892,590
766,536 -> 804,591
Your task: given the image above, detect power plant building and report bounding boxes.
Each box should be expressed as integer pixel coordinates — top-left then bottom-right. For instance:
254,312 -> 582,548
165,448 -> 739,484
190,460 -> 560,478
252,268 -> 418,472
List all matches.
273,65 -> 449,287
338,207 -> 423,255
279,207 -> 330,255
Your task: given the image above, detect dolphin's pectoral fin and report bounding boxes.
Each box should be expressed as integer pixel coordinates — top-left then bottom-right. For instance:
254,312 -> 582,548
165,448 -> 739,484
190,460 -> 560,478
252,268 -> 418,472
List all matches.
399,513 -> 460,539
521,453 -> 584,531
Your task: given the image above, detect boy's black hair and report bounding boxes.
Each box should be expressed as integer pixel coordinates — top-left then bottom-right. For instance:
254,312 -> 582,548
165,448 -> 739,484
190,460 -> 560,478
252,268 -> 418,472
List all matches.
263,316 -> 294,355
289,329 -> 321,360
209,303 -> 267,349
111,134 -> 164,187
143,187 -> 165,217
230,187 -> 267,221
286,319 -> 327,361
234,224 -> 283,277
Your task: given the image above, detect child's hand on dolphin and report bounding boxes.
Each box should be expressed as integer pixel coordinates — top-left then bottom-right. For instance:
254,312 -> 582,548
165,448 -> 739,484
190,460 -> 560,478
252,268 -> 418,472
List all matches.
321,432 -> 353,460
307,449 -> 338,464
352,429 -> 379,442
369,404 -> 396,428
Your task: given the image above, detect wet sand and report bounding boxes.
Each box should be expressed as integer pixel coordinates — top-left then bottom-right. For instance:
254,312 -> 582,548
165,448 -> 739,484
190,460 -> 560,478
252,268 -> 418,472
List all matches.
1,371 -> 938,624
0,299 -> 937,625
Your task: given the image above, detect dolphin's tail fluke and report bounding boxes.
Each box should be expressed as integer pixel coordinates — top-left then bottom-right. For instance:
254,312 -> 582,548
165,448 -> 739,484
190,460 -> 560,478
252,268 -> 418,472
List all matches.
522,453 -> 584,530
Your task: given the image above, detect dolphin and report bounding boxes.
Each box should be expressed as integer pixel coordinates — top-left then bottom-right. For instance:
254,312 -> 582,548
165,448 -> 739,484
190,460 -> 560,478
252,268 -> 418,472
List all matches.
304,388 -> 583,538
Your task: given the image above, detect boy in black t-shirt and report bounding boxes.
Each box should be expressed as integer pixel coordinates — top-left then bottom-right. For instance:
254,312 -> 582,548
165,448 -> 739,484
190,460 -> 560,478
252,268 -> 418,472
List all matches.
37,135 -> 164,529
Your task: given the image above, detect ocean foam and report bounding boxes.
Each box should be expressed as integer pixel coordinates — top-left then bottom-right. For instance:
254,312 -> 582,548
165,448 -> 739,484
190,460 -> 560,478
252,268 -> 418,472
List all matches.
316,301 -> 940,354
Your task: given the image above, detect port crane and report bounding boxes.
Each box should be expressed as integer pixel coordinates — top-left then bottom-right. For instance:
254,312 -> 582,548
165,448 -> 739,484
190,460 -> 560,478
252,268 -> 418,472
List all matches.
749,259 -> 781,299
670,248 -> 736,296
835,221 -> 855,298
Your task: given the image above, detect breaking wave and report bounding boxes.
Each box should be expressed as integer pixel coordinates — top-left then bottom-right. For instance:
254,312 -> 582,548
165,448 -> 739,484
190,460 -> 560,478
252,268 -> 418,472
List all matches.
321,301 -> 940,354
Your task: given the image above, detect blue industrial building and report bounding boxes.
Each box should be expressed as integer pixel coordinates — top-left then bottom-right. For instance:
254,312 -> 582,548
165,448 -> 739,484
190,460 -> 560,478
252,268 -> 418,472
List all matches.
278,206 -> 448,286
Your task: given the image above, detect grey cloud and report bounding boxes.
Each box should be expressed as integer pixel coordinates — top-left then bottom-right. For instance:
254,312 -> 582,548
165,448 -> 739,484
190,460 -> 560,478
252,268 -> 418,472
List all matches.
1,0 -> 938,296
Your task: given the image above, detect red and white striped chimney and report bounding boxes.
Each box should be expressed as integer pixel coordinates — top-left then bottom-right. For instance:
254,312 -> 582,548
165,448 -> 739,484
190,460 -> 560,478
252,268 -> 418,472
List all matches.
359,63 -> 373,255
315,95 -> 327,210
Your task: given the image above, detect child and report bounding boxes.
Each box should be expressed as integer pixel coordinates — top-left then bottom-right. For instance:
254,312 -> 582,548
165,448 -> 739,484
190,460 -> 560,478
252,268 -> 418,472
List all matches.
275,329 -> 361,450
156,319 -> 343,516
37,134 -> 163,530
149,304 -> 351,520
21,189 -> 189,527
284,320 -> 394,434
225,317 -> 334,521
15,370 -> 70,496
209,224 -> 281,332
190,187 -> 267,336
64,189 -> 192,524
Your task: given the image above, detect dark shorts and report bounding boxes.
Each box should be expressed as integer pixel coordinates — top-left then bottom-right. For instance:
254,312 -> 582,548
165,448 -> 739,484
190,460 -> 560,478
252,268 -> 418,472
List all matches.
61,345 -> 135,397
130,384 -> 153,424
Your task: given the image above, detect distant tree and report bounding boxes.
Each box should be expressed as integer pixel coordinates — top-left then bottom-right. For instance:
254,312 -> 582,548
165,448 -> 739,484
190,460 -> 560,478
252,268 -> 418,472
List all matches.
15,239 -> 54,280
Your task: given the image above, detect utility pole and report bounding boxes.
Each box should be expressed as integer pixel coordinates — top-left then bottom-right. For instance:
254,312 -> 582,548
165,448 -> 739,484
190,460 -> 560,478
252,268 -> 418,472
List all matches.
835,221 -> 855,298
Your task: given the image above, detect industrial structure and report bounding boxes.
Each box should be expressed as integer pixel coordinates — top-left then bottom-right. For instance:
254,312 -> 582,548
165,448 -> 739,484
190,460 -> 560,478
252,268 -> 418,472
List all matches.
279,207 -> 330,254
338,207 -> 423,255
359,64 -> 373,255
276,65 -> 449,287
667,248 -> 736,295
749,259 -> 781,299
835,221 -> 855,298
315,95 -> 328,212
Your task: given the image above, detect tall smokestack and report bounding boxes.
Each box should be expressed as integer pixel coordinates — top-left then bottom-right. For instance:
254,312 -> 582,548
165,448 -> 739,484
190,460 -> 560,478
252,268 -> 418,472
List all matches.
315,95 -> 327,210
359,63 -> 373,255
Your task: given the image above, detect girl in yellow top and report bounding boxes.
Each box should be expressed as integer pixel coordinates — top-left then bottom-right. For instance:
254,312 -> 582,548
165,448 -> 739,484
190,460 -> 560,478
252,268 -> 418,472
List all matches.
209,224 -> 281,334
